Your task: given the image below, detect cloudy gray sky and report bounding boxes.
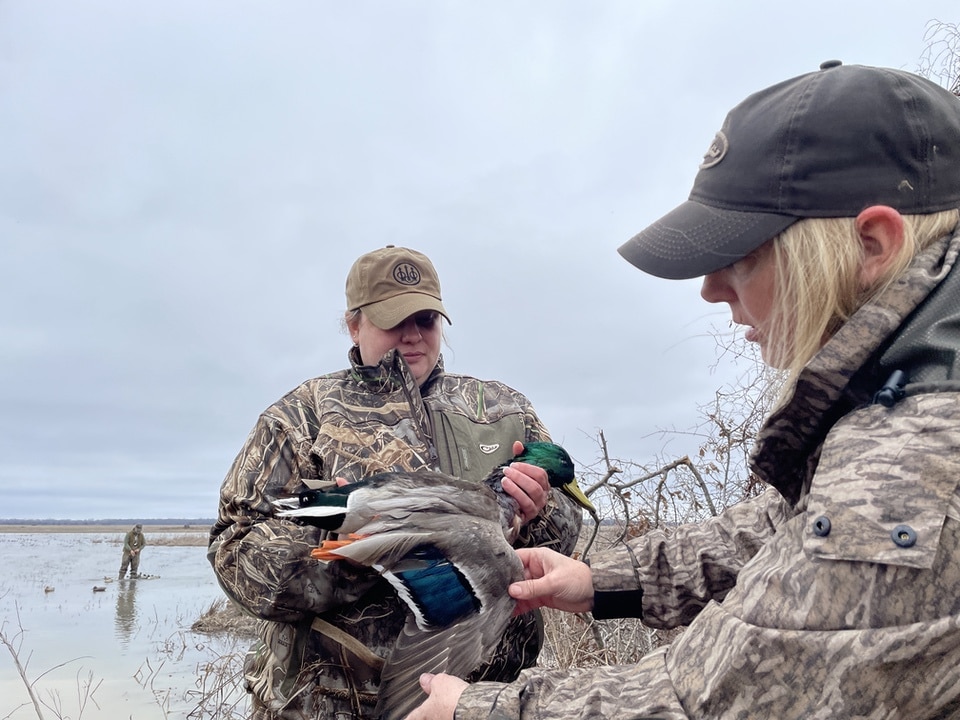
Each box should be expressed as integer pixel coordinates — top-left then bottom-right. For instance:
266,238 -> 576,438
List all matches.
2,1 -> 956,519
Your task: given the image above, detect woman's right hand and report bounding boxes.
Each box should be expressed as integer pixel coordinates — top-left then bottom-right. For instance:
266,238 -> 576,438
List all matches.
509,547 -> 594,615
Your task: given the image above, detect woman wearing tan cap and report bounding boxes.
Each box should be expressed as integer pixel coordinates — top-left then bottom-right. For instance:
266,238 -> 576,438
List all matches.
208,245 -> 584,719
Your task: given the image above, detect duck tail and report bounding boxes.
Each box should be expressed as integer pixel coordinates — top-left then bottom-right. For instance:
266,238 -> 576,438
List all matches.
311,534 -> 366,561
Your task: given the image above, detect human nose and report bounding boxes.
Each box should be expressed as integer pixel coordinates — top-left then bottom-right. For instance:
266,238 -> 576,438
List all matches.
701,270 -> 734,304
398,318 -> 423,342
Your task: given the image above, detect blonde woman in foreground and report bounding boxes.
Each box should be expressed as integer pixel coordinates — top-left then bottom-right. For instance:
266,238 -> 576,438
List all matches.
410,61 -> 960,719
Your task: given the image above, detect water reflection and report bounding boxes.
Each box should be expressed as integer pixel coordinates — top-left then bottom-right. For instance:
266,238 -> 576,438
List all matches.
115,577 -> 140,643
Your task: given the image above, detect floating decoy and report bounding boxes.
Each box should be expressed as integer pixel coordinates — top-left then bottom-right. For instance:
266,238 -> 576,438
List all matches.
92,585 -> 106,592
43,586 -> 55,593
276,441 -> 595,720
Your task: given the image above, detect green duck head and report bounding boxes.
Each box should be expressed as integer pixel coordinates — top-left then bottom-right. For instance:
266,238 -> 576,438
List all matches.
517,442 -> 594,512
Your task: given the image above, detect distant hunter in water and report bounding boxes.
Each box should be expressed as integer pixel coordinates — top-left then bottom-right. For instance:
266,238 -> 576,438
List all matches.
118,523 -> 145,579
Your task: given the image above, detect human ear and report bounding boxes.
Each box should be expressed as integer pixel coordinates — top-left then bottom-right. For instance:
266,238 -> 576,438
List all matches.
855,206 -> 905,290
344,312 -> 361,344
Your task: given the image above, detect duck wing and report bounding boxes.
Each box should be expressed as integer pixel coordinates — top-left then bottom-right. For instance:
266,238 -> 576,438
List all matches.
373,517 -> 524,720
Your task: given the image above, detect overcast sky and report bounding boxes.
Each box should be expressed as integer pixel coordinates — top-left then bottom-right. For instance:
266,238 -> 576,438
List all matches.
2,1 -> 957,519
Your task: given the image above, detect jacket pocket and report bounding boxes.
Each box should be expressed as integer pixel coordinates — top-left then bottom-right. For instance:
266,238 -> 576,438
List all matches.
803,395 -> 960,569
431,409 -> 524,482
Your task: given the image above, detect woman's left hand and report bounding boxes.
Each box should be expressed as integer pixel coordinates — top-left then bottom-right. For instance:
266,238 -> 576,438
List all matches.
403,673 -> 466,720
501,441 -> 550,525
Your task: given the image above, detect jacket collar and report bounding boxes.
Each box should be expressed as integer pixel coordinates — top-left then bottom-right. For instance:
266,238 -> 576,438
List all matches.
347,346 -> 445,394
877,237 -> 960,385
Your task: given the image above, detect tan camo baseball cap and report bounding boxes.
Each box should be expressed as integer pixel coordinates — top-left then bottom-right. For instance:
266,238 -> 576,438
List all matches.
345,246 -> 451,329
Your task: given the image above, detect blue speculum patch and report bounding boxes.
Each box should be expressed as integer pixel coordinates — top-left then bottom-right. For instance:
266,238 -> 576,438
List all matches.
396,545 -> 480,627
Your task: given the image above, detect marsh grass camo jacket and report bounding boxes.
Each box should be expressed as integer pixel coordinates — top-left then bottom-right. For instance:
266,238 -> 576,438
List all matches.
457,232 -> 960,719
208,348 -> 583,719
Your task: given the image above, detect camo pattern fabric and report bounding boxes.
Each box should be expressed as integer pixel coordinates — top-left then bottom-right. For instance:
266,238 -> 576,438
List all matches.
207,349 -> 584,719
455,233 -> 960,719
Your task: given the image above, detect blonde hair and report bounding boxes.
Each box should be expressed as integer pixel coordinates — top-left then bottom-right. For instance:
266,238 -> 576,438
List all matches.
767,209 -> 959,383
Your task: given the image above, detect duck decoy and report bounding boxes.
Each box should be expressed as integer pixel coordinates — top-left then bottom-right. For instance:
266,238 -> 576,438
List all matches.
276,441 -> 595,720
92,585 -> 106,592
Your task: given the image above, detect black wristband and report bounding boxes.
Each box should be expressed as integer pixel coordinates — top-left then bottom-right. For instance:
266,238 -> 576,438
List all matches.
591,589 -> 644,620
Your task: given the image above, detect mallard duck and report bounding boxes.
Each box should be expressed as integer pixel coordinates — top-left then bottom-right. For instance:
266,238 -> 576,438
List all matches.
276,441 -> 594,720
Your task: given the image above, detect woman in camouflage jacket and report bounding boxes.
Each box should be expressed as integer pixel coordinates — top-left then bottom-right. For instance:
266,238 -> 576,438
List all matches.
411,64 -> 960,719
208,246 -> 583,719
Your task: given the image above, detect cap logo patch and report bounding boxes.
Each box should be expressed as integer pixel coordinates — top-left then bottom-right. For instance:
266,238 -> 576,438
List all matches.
392,262 -> 422,286
699,130 -> 728,169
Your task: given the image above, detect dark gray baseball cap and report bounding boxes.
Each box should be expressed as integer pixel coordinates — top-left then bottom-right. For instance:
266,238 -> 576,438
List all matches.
619,61 -> 960,280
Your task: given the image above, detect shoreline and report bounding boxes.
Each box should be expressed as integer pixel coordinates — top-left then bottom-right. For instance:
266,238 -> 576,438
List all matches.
0,523 -> 211,534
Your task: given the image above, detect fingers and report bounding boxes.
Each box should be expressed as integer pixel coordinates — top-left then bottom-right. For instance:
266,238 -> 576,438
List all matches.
509,549 -> 555,609
509,547 -> 595,614
404,673 -> 466,720
501,463 -> 549,524
514,547 -> 544,576
508,577 -> 551,613
419,673 -> 435,693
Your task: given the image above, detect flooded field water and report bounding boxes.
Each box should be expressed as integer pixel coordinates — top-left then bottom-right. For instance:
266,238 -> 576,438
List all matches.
0,529 -> 250,719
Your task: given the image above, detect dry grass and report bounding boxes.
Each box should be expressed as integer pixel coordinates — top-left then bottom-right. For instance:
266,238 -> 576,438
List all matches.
150,533 -> 209,547
186,599 -> 255,719
191,598 -> 258,637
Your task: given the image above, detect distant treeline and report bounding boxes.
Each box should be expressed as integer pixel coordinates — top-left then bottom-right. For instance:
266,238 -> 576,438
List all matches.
0,518 -> 216,526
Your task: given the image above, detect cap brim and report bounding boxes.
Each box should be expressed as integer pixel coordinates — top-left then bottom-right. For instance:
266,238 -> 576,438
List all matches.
618,201 -> 797,280
362,293 -> 452,329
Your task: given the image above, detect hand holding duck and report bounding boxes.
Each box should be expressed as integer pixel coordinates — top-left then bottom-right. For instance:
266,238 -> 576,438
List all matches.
508,546 -> 595,615
404,673 -> 466,720
491,440 -> 551,524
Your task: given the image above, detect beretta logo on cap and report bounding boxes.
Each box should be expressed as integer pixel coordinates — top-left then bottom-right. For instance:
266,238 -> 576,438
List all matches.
393,262 -> 422,286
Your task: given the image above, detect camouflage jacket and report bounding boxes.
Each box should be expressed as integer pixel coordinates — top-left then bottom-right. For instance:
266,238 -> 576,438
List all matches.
123,529 -> 145,553
458,232 -> 960,719
207,348 -> 583,719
